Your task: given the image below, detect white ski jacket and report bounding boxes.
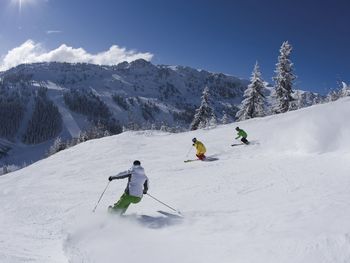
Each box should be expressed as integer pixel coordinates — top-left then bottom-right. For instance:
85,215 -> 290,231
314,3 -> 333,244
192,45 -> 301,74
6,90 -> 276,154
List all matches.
110,165 -> 149,198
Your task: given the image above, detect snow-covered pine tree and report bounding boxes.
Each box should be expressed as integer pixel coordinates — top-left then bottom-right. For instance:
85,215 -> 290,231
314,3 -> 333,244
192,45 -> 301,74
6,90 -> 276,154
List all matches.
104,130 -> 111,137
209,115 -> 217,128
236,62 -> 266,121
190,87 -> 216,130
221,110 -> 229,124
48,137 -> 66,156
3,166 -> 9,175
78,131 -> 89,143
295,91 -> 325,108
272,41 -> 296,114
312,94 -> 324,105
90,120 -> 107,139
326,89 -> 340,102
340,82 -> 350,97
160,123 -> 170,132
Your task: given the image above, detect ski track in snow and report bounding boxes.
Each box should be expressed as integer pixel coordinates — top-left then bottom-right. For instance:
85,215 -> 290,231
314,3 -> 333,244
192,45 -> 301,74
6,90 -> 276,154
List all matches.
112,74 -> 132,86
56,104 -> 81,138
1,98 -> 350,262
48,90 -> 81,138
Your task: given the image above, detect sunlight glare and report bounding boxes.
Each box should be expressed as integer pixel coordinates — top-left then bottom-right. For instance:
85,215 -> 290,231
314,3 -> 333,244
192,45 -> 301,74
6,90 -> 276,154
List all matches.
11,0 -> 37,14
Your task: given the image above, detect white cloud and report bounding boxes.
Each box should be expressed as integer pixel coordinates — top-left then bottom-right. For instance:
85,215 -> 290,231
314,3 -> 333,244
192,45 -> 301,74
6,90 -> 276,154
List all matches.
46,30 -> 62,34
0,40 -> 154,71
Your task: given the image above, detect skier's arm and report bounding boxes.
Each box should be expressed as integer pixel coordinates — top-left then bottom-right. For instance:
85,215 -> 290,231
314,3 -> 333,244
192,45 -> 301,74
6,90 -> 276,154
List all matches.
109,170 -> 132,181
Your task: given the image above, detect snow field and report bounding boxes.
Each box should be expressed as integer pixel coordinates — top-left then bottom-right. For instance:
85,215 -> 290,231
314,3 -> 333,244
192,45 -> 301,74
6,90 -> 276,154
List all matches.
0,98 -> 350,262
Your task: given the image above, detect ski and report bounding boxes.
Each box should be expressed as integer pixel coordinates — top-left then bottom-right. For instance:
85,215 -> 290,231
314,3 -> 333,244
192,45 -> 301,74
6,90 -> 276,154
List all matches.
231,143 -> 244,147
184,157 -> 219,162
184,159 -> 200,163
204,157 -> 219,162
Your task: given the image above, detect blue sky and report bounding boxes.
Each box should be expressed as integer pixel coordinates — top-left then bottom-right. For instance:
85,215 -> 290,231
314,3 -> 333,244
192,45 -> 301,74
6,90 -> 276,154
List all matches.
0,0 -> 349,94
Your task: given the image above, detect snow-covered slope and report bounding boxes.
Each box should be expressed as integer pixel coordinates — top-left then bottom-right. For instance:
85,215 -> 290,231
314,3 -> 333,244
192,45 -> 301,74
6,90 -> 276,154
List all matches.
1,97 -> 349,263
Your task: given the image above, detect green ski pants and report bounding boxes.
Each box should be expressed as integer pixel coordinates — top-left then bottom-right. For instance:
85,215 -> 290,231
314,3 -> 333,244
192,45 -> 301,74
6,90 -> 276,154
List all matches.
111,193 -> 141,214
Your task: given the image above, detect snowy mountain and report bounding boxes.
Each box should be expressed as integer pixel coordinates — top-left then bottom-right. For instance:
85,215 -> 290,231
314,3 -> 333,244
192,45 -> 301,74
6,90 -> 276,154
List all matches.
0,60 -> 326,170
0,60 -> 248,168
0,97 -> 349,263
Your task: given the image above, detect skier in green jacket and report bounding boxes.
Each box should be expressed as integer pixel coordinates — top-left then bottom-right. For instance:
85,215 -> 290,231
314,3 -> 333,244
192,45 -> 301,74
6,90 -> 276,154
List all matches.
235,127 -> 249,144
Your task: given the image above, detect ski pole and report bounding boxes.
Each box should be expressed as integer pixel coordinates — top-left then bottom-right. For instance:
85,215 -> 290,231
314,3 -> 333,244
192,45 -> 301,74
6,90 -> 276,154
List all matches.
92,181 -> 111,213
146,193 -> 182,215
185,144 -> 193,157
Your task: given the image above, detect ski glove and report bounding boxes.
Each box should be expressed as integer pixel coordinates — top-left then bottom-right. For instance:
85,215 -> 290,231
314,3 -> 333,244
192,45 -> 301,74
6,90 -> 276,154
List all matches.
108,176 -> 113,181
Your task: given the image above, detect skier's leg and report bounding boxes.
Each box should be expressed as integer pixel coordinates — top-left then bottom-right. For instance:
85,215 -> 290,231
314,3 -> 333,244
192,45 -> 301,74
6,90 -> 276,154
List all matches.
129,195 -> 142,204
196,153 -> 205,160
111,193 -> 141,214
241,138 -> 249,144
111,193 -> 132,214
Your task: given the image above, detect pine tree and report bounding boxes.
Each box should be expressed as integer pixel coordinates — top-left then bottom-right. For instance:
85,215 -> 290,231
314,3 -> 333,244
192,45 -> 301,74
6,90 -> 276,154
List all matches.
209,115 -> 217,128
326,89 -> 340,102
23,92 -> 62,144
78,131 -> 89,142
340,82 -> 350,97
160,123 -> 170,132
272,41 -> 296,114
190,87 -> 216,130
48,137 -> 66,156
221,110 -> 229,124
236,62 -> 266,121
2,166 -> 8,175
104,130 -> 111,137
312,95 -> 323,105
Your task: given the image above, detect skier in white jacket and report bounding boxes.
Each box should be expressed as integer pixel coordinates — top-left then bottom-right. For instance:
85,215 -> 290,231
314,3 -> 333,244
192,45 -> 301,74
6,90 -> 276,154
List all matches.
108,160 -> 149,215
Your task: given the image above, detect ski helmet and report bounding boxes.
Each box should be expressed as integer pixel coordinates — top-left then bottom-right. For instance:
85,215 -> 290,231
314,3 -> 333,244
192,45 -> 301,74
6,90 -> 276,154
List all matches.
192,138 -> 197,143
235,127 -> 240,131
133,160 -> 141,166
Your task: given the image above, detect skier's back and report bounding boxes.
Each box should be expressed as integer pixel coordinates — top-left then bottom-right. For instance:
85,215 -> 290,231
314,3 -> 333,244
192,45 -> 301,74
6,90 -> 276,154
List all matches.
108,160 -> 149,215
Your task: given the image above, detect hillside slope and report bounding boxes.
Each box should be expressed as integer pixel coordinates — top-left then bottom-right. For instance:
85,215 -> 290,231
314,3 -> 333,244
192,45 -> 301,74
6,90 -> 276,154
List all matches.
0,98 -> 349,263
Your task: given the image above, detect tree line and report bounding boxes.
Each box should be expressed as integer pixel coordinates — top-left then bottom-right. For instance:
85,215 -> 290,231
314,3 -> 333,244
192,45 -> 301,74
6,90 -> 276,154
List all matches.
190,41 -> 350,130
22,88 -> 62,144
